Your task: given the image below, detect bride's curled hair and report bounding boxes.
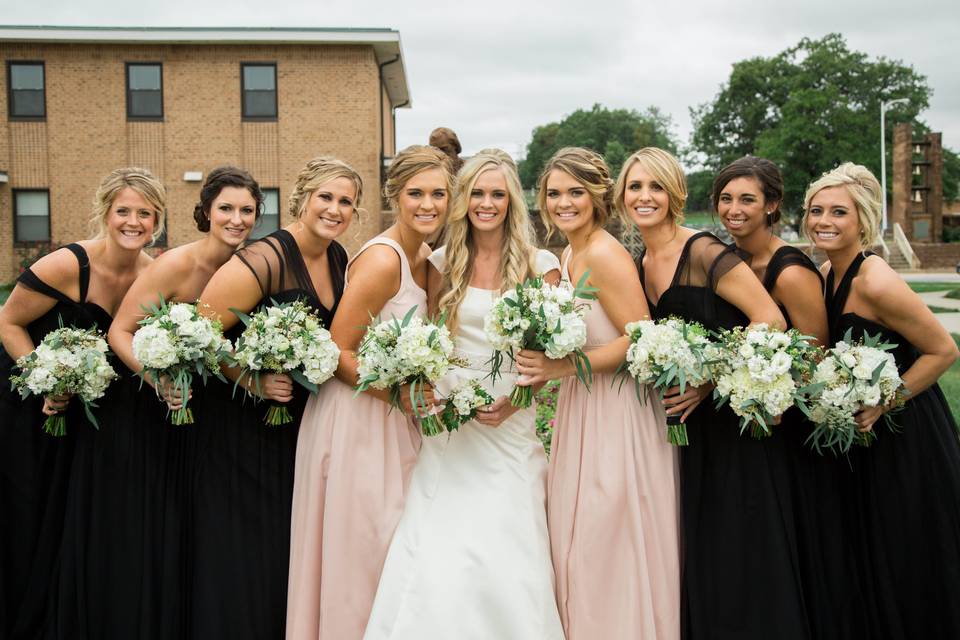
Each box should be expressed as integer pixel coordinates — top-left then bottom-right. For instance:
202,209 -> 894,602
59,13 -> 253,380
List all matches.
437,149 -> 539,334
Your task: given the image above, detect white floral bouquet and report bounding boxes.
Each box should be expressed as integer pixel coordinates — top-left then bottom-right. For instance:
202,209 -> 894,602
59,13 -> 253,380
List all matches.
710,324 -> 821,438
356,306 -> 456,436
617,317 -> 715,446
804,330 -> 905,455
484,273 -> 595,408
132,299 -> 232,425
439,377 -> 495,432
232,299 -> 341,426
11,326 -> 118,436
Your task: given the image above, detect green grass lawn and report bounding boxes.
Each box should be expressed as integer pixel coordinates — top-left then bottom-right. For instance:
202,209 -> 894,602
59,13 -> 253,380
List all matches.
0,282 -> 12,305
944,335 -> 960,423
928,305 -> 958,314
908,282 -> 960,293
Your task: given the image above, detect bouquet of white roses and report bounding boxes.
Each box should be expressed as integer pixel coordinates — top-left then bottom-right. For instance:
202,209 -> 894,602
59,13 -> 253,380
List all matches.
356,306 -> 456,437
804,330 -> 905,455
11,325 -> 118,436
711,324 -> 820,438
232,299 -> 341,426
617,317 -> 715,446
484,272 -> 595,408
132,299 -> 231,425
439,377 -> 495,433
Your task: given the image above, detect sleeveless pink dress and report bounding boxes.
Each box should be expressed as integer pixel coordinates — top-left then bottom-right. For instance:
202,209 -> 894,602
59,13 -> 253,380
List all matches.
286,237 -> 425,640
548,253 -> 681,640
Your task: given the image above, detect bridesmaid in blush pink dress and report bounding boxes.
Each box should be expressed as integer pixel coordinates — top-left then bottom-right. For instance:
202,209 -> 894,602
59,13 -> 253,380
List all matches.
516,147 -> 681,640
286,146 -> 454,640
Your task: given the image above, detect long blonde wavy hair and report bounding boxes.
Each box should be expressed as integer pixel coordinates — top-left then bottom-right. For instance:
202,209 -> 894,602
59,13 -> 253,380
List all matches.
437,149 -> 539,334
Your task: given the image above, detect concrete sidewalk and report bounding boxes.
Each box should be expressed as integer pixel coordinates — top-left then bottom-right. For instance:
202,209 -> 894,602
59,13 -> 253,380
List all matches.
920,291 -> 960,334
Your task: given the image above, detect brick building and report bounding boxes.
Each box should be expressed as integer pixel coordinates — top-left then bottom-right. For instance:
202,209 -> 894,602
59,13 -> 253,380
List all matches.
0,25 -> 410,281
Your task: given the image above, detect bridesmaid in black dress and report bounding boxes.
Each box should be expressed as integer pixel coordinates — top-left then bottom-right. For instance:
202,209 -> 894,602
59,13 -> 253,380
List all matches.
51,167 -> 262,639
193,156 -> 361,639
714,156 -> 864,639
0,167 -> 162,639
805,162 -> 960,638
616,148 -> 821,639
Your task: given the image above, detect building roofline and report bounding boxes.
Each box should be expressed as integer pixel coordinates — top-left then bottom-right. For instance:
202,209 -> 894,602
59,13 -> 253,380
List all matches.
0,25 -> 412,107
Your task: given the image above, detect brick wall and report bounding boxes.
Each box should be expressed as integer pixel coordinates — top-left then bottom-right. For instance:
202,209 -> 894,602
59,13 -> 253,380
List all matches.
912,242 -> 960,269
0,41 -> 392,281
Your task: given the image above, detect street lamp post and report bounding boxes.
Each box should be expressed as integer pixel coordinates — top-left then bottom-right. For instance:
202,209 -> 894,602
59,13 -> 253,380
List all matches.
880,97 -> 909,234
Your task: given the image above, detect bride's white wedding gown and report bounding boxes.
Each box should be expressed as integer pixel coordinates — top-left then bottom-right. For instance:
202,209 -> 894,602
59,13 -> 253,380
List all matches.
363,248 -> 564,640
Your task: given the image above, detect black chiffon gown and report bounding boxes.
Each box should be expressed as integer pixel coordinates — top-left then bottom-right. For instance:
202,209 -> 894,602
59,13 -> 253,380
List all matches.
637,232 -> 812,640
751,245 -> 864,639
826,251 -> 960,639
190,230 -> 346,639
0,244 -> 113,640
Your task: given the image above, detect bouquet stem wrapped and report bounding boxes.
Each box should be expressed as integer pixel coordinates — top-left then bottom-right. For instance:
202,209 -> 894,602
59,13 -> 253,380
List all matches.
617,317 -> 715,446
804,329 -> 906,455
484,272 -> 596,408
356,306 -> 456,436
132,299 -> 231,425
710,324 -> 821,438
11,325 -> 118,436
232,299 -> 341,426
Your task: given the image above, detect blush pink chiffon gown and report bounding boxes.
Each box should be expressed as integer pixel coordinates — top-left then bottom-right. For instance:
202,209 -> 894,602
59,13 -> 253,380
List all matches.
285,237 -> 424,640
547,253 -> 681,640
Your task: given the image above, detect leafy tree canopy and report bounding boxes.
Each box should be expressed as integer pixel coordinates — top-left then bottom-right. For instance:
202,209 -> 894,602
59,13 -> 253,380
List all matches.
690,33 -> 934,215
519,104 -> 678,188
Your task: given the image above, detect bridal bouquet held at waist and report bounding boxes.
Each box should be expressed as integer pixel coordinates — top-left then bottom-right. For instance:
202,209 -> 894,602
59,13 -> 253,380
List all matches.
483,272 -> 595,409
618,316 -> 715,446
355,305 -> 456,437
11,325 -> 118,436
710,324 -> 821,439
804,329 -> 906,455
232,298 -> 341,426
131,298 -> 232,425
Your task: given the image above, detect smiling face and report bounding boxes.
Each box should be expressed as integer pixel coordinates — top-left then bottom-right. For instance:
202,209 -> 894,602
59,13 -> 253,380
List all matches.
467,168 -> 509,233
717,176 -> 770,240
105,187 -> 157,250
544,169 -> 596,236
397,167 -> 448,236
207,185 -> 257,248
622,162 -> 671,230
805,185 -> 861,252
300,176 -> 358,241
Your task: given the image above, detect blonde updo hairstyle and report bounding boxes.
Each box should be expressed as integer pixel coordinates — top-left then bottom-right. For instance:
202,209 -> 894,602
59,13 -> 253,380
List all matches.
535,147 -> 613,237
613,147 -> 688,226
288,156 -> 364,219
802,162 -> 882,250
437,148 -> 539,333
88,167 -> 167,243
383,145 -> 455,212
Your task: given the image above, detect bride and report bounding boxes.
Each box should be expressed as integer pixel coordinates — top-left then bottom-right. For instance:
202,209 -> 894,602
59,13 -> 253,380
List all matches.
363,149 -> 565,639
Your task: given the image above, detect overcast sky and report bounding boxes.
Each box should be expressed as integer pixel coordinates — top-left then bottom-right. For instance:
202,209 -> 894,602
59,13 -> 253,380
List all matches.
5,0 -> 959,163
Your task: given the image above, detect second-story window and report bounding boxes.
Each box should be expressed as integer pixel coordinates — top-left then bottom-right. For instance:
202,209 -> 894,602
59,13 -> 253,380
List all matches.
127,63 -> 163,120
8,61 -> 45,119
241,63 -> 277,120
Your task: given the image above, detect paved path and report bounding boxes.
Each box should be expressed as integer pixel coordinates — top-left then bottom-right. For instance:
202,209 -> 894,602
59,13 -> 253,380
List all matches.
902,271 -> 960,283
920,291 -> 960,334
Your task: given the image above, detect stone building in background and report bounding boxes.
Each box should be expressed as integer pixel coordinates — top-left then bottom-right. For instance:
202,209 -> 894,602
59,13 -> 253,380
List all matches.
0,25 -> 411,281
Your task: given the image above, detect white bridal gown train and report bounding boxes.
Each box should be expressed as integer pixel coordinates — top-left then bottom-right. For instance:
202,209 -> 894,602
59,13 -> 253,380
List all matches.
363,248 -> 564,640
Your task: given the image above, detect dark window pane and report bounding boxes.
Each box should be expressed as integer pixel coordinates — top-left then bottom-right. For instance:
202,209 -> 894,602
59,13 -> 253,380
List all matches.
10,64 -> 43,90
130,90 -> 162,117
243,65 -> 275,90
128,64 -> 161,90
12,90 -> 44,117
16,216 -> 49,242
244,91 -> 276,118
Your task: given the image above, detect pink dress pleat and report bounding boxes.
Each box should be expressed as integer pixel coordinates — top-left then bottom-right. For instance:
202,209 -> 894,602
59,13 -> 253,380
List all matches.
548,254 -> 681,640
286,237 -> 425,640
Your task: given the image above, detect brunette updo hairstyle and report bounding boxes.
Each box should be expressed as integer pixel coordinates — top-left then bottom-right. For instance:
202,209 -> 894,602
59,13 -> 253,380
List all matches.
711,156 -> 784,225
193,166 -> 264,232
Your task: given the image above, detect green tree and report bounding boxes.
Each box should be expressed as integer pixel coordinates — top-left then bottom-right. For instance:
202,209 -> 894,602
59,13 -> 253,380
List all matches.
685,169 -> 714,213
519,104 -> 678,188
944,147 -> 960,203
690,34 -> 931,215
